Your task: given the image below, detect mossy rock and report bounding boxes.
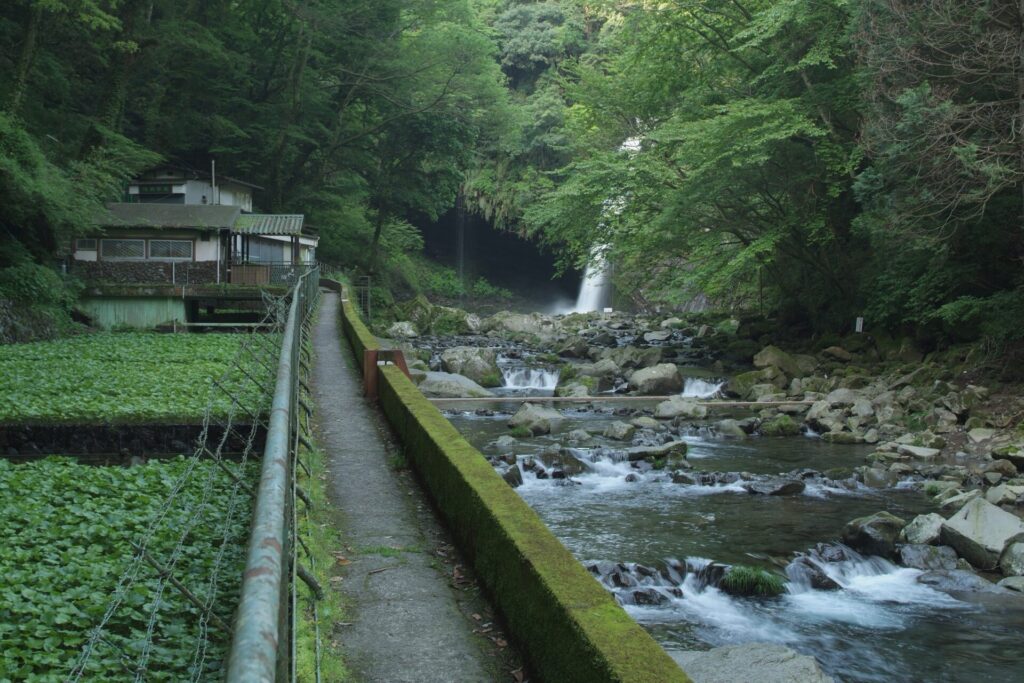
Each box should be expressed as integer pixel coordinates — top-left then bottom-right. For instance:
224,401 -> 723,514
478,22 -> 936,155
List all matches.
720,565 -> 785,597
508,426 -> 532,438
725,370 -> 764,399
760,415 -> 801,437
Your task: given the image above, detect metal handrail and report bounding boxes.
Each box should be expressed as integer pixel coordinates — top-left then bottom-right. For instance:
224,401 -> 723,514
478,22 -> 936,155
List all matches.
226,266 -> 320,682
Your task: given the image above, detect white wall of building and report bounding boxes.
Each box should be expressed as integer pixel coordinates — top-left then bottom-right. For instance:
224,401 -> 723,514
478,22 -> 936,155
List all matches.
195,234 -> 220,262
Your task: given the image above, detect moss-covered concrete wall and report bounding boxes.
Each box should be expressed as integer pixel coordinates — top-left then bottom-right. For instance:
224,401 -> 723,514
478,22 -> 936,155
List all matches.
337,285 -> 379,359
334,284 -> 689,683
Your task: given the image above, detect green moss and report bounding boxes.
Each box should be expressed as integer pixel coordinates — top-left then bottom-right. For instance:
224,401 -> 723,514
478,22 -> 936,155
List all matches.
295,444 -> 349,683
509,426 -> 532,438
559,363 -> 578,382
719,565 -> 785,597
479,371 -> 503,388
760,414 -> 801,437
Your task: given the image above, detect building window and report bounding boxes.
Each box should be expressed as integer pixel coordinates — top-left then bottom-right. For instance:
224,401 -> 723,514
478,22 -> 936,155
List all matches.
76,238 -> 97,251
100,239 -> 146,260
149,239 -> 193,260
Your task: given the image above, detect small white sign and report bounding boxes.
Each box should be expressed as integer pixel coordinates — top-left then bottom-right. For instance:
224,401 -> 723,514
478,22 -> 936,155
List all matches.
855,317 -> 864,333
603,307 -> 614,313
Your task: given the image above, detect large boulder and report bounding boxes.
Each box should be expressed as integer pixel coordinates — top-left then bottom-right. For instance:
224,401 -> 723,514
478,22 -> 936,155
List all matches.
406,296 -> 479,335
670,643 -> 833,683
822,346 -> 853,362
825,388 -> 860,407
484,311 -> 557,338
715,419 -> 748,439
760,415 -> 801,437
743,478 -> 806,496
842,511 -> 907,558
417,372 -> 494,399
625,441 -> 689,464
598,346 -> 663,370
654,396 -> 708,420
902,513 -> 945,545
578,357 -> 620,379
941,498 -> 1024,570
725,370 -> 764,400
917,570 -> 1008,594
386,321 -> 418,338
502,466 -> 523,488
556,337 -> 590,358
508,403 -> 565,436
603,421 -> 636,441
628,363 -> 683,395
986,483 -> 1024,506
643,329 -> 673,343
1000,542 -> 1024,576
897,544 -> 958,571
440,347 -> 501,386
753,345 -> 804,379
897,444 -> 941,460
553,381 -> 592,398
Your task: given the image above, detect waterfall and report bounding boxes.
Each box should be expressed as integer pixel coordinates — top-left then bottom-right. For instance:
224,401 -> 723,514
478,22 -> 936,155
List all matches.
681,378 -> 725,399
574,247 -> 612,313
501,366 -> 560,390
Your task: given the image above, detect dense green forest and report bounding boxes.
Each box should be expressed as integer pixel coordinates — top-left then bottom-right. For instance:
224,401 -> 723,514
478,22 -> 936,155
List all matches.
1,0 -> 1022,345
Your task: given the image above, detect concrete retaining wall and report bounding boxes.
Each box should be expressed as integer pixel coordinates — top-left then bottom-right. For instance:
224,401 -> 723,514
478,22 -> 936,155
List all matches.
335,283 -> 688,683
78,296 -> 187,329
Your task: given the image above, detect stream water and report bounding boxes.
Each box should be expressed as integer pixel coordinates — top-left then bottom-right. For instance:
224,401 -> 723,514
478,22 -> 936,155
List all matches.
446,406 -> 1024,682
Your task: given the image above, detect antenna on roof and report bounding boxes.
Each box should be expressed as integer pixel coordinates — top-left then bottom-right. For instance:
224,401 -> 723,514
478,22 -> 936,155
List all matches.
211,159 -> 218,205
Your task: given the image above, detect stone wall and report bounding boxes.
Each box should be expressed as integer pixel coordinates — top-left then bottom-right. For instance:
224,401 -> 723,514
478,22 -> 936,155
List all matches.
71,261 -> 219,285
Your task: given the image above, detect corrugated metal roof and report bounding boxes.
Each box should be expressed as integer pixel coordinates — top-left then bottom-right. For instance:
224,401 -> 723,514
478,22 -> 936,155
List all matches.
105,203 -> 241,229
233,214 -> 305,236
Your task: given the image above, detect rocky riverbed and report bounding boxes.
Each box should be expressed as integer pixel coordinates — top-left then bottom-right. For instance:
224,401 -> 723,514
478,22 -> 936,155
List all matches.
381,298 -> 1024,681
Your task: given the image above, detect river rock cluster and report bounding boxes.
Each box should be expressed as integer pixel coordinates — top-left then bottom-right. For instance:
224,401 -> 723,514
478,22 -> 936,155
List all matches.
389,299 -> 1024,592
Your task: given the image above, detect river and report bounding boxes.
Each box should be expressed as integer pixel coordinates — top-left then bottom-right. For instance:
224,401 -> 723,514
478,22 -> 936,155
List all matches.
445,403 -> 1024,682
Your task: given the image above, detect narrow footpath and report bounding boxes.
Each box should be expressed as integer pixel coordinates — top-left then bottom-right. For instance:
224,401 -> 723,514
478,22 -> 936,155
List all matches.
310,291 -> 511,682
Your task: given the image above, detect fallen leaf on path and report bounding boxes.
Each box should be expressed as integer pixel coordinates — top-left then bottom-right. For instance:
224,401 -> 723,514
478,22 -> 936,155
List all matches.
511,668 -> 525,682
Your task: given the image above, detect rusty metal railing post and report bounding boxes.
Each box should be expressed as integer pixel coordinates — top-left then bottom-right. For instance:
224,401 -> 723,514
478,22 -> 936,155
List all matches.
226,266 -> 319,682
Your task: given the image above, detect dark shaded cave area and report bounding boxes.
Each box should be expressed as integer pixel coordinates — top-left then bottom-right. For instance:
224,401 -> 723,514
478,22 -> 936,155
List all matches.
419,208 -> 581,311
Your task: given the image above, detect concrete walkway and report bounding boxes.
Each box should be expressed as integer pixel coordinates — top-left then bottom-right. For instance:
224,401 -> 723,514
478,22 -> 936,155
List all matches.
310,291 -> 504,682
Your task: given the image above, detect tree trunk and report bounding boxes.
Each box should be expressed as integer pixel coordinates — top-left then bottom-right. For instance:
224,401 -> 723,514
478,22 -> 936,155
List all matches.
367,204 -> 388,275
6,5 -> 44,115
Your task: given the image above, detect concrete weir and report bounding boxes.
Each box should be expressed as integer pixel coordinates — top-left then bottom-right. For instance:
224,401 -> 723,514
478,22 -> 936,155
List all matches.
335,282 -> 690,683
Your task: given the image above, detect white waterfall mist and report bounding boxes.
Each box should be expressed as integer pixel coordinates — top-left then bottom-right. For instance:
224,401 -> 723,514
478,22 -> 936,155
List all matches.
574,246 -> 612,313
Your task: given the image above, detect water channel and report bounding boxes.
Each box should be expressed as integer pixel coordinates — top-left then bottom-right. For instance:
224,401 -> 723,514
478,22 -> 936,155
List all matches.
444,400 -> 1024,682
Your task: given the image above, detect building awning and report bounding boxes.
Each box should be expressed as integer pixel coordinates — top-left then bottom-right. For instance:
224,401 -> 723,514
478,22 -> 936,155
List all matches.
104,203 -> 241,229
233,214 -> 306,236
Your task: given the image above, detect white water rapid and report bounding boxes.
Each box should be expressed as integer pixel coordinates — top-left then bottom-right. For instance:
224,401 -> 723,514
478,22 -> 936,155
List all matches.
680,378 -> 725,399
500,366 -> 560,391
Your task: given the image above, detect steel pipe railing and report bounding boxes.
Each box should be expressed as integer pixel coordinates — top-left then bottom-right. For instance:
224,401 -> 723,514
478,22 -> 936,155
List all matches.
226,266 -> 319,682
